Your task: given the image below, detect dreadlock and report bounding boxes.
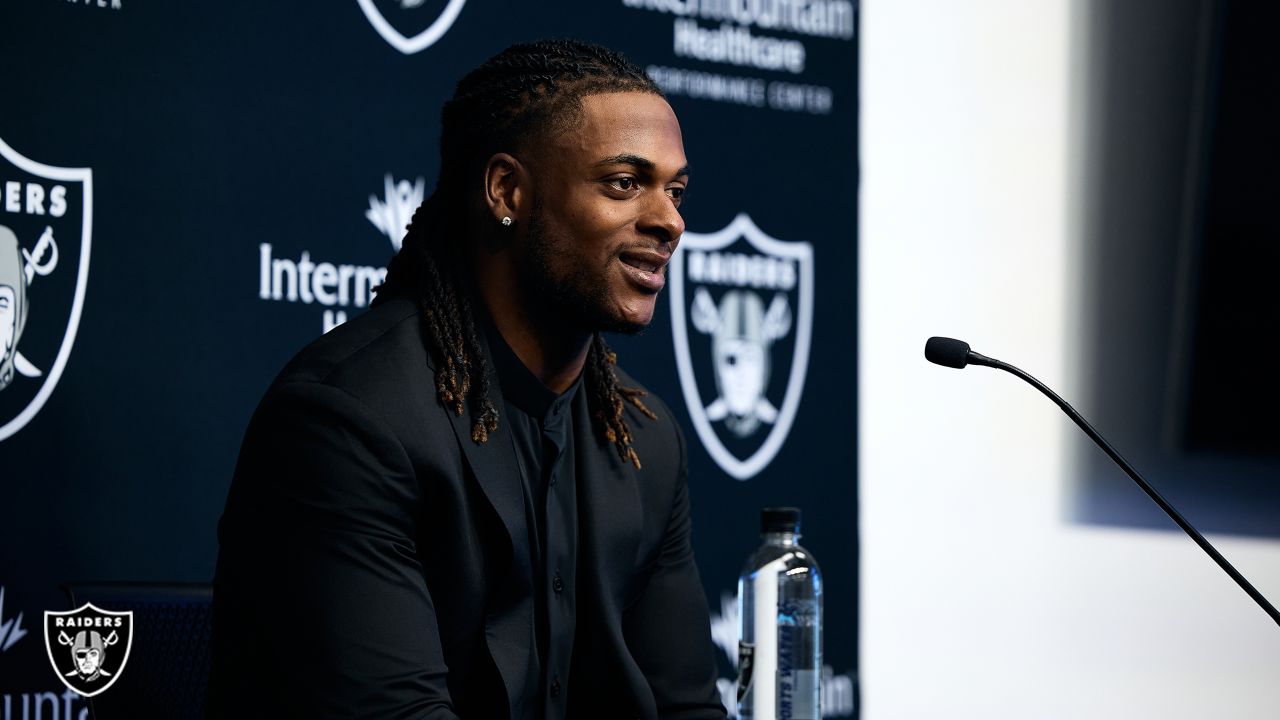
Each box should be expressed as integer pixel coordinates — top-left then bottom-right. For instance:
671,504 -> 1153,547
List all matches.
374,39 -> 662,468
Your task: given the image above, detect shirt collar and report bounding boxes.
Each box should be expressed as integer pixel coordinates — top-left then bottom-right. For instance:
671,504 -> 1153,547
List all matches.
483,315 -> 582,428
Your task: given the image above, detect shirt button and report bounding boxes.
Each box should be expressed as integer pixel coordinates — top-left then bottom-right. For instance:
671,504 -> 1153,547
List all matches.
550,678 -> 562,697
549,472 -> 557,486
553,573 -> 565,593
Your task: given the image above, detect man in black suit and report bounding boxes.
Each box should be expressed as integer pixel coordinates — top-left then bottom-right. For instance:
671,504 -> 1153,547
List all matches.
209,40 -> 727,719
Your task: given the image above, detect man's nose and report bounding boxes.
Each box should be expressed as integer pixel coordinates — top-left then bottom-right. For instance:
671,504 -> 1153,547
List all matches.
640,191 -> 684,246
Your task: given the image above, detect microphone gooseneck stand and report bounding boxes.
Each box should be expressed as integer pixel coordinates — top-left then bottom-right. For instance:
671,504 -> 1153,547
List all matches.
925,336 -> 1280,628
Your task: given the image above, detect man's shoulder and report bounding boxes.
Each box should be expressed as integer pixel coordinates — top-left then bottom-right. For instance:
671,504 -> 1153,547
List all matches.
611,362 -> 687,470
613,364 -> 675,424
267,295 -> 434,414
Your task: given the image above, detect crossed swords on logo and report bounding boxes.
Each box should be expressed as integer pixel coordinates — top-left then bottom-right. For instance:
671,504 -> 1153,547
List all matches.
11,226 -> 59,379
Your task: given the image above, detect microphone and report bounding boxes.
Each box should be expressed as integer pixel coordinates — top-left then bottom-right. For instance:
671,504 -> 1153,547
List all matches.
925,336 -> 1280,628
924,336 -> 996,369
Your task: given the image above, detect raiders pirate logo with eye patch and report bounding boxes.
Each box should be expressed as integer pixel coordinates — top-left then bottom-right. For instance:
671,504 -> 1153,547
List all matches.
0,136 -> 92,442
670,213 -> 813,480
44,603 -> 133,697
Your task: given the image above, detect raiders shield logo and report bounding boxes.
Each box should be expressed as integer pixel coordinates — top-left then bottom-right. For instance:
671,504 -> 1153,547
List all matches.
357,0 -> 467,55
670,213 -> 813,480
44,603 -> 133,697
0,136 -> 92,442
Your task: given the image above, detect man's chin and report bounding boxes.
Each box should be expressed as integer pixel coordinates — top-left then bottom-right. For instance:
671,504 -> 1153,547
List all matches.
598,317 -> 649,337
597,300 -> 657,336
537,282 -> 657,336
568,304 -> 648,336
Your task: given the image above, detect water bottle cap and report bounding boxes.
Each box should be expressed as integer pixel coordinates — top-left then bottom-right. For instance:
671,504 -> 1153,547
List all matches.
761,507 -> 801,534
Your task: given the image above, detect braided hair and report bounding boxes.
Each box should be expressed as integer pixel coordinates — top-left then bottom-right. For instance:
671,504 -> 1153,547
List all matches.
374,39 -> 663,468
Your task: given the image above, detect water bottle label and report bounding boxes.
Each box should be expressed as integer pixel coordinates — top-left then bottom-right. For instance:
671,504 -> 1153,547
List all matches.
737,640 -> 755,706
777,623 -> 818,719
777,668 -> 819,719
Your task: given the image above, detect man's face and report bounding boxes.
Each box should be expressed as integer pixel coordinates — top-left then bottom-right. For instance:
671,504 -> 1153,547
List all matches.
0,285 -> 15,360
520,91 -> 689,335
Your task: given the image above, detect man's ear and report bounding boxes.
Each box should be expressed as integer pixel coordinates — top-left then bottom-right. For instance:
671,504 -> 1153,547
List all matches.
483,152 -> 528,226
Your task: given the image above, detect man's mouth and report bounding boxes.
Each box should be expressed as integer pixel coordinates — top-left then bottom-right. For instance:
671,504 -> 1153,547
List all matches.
619,250 -> 670,274
618,250 -> 671,291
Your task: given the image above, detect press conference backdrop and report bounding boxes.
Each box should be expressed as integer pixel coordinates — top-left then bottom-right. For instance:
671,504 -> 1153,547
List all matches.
0,1 -> 859,715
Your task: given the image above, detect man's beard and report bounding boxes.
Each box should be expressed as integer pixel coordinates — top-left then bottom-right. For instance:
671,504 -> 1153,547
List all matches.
522,198 -> 648,336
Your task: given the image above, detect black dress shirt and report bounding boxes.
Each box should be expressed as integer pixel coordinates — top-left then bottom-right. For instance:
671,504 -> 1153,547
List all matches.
487,326 -> 580,720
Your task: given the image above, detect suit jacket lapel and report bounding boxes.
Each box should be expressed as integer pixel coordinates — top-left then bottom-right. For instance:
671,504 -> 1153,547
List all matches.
433,333 -> 534,713
431,322 -> 527,555
442,393 -> 526,558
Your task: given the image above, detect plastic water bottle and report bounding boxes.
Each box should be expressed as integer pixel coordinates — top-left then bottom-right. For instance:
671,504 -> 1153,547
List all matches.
737,507 -> 822,720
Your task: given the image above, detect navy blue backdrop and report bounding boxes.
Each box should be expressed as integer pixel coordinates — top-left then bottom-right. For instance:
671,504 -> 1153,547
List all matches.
0,1 -> 858,716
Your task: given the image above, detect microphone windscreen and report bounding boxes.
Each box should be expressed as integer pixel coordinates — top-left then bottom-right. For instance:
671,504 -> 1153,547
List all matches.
925,336 -> 971,369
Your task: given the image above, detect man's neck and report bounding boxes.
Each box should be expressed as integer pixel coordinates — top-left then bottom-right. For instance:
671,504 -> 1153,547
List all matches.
475,266 -> 590,395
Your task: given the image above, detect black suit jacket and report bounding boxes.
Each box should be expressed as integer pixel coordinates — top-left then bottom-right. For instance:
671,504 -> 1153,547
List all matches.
209,296 -> 727,719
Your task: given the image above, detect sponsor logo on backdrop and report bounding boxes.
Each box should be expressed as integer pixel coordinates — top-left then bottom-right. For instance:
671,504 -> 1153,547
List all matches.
0,689 -> 88,719
0,137 -> 92,443
708,591 -> 856,717
65,0 -> 123,10
622,0 -> 854,114
365,174 -> 424,253
357,0 -> 466,55
44,603 -> 132,697
0,586 -> 30,653
258,173 -> 422,332
671,213 -> 811,480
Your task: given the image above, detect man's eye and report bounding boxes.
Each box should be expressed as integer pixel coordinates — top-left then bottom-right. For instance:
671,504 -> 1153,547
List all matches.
667,186 -> 685,201
609,177 -> 638,192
